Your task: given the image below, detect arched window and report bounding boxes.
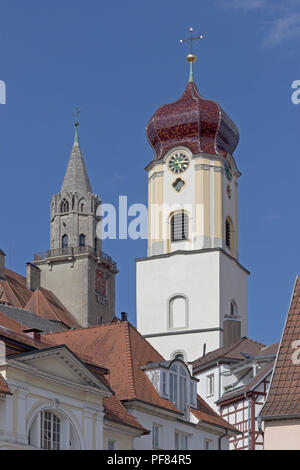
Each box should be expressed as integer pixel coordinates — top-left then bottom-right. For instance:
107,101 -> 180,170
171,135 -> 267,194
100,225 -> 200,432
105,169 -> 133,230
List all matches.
171,212 -> 189,242
171,351 -> 186,362
230,301 -> 237,317
28,408 -> 81,450
40,411 -> 60,450
169,295 -> 188,329
79,234 -> 86,247
62,234 -> 68,249
60,199 -> 69,213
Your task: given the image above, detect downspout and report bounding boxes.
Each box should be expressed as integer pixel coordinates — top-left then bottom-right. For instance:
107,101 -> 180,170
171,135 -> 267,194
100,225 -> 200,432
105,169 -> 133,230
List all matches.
218,428 -> 228,450
244,391 -> 251,450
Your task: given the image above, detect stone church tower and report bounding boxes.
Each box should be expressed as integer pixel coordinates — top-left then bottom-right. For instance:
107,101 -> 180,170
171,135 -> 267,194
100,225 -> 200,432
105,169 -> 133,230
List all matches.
136,51 -> 249,362
34,123 -> 117,327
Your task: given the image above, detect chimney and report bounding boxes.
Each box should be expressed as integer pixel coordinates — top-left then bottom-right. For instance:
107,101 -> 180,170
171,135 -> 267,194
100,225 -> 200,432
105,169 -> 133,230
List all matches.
0,250 -> 6,281
121,312 -> 128,322
23,328 -> 42,341
223,317 -> 241,349
26,263 -> 41,291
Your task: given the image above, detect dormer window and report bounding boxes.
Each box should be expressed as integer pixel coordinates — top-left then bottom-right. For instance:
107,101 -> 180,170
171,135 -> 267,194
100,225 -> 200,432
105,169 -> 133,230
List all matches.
144,360 -> 197,416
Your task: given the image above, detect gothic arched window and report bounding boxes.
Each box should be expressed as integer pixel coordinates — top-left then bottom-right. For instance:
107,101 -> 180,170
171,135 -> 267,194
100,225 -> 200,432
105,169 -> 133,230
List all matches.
62,234 -> 68,249
171,212 -> 189,242
79,234 -> 86,247
60,199 -> 69,213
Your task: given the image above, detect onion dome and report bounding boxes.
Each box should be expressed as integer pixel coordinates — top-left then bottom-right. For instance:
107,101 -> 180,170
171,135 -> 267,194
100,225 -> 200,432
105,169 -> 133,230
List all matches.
146,76 -> 239,161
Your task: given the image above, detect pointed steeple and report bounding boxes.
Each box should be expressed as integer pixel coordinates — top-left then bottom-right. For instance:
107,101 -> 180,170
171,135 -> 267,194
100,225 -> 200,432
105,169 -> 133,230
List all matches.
61,122 -> 92,194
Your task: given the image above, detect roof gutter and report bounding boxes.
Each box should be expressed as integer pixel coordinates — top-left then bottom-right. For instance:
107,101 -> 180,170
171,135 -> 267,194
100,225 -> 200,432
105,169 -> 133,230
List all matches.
261,413 -> 300,421
218,428 -> 228,450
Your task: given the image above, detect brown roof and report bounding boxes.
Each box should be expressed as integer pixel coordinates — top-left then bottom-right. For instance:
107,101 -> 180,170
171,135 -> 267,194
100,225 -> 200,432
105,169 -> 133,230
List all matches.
192,395 -> 238,433
0,268 -> 78,329
45,321 -> 237,431
261,277 -> 300,419
193,337 -> 266,371
0,374 -> 11,394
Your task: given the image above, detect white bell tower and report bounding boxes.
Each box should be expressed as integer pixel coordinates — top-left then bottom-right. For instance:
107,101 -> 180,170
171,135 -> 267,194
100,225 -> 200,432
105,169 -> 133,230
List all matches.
136,51 -> 249,362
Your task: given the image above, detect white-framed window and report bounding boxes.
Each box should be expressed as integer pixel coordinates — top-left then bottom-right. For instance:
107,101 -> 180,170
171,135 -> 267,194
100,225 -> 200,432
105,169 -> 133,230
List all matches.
162,371 -> 167,397
207,374 -> 214,397
175,431 -> 188,450
152,424 -> 161,449
108,439 -> 118,450
204,439 -> 212,450
189,381 -> 196,406
40,411 -> 60,450
169,364 -> 189,415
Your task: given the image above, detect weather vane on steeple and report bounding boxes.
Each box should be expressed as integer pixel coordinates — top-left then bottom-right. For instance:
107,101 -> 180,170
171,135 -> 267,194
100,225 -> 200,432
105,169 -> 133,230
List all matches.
74,107 -> 80,143
179,27 -> 204,83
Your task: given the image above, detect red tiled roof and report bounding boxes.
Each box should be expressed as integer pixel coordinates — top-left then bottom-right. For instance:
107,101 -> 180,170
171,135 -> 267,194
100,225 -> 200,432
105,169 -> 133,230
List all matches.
193,337 -> 266,371
0,374 -> 11,394
44,321 -> 178,413
0,268 -> 77,329
192,396 -> 237,433
45,321 -> 237,431
103,395 -> 148,434
25,288 -> 79,328
261,277 -> 300,418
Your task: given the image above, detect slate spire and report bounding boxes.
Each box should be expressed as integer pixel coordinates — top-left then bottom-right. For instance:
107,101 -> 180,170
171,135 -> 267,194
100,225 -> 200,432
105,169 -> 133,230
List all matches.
61,122 -> 92,194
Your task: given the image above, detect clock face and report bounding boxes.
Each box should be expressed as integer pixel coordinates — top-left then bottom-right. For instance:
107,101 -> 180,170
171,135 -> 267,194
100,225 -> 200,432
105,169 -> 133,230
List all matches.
168,152 -> 190,174
224,161 -> 232,181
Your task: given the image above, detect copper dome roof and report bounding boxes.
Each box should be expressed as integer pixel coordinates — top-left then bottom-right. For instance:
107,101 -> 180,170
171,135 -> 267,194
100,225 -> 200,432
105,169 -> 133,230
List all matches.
146,81 -> 239,161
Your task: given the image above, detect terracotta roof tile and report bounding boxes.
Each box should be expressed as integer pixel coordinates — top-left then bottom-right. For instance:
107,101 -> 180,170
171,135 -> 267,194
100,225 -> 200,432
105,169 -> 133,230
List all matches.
103,395 -> 148,434
0,311 -> 28,334
261,277 -> 300,418
45,321 -> 238,431
25,288 -> 79,329
1,268 -> 77,329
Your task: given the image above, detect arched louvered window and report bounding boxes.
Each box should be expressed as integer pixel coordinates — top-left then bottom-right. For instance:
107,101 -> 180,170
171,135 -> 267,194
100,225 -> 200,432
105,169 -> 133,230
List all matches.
62,234 -> 68,248
60,199 -> 69,213
225,218 -> 232,250
171,212 -> 189,242
79,234 -> 86,247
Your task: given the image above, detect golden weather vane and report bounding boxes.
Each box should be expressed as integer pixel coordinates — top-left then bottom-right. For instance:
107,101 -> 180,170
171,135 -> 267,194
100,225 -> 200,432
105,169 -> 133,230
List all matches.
179,27 -> 204,82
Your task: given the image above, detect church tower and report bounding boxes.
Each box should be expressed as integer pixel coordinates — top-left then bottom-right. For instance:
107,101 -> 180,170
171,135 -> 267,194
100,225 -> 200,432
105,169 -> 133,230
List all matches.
33,121 -> 118,327
136,35 -> 249,361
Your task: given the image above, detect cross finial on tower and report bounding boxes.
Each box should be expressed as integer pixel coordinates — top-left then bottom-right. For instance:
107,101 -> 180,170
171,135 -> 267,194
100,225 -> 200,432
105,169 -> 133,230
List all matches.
74,107 -> 80,143
179,27 -> 204,82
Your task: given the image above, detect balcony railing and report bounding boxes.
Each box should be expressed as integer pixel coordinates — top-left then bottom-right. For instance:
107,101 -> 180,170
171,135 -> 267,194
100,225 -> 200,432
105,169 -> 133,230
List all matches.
34,245 -> 117,267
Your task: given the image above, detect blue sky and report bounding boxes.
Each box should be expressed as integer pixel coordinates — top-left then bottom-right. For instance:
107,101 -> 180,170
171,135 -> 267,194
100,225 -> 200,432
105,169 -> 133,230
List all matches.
0,0 -> 299,346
